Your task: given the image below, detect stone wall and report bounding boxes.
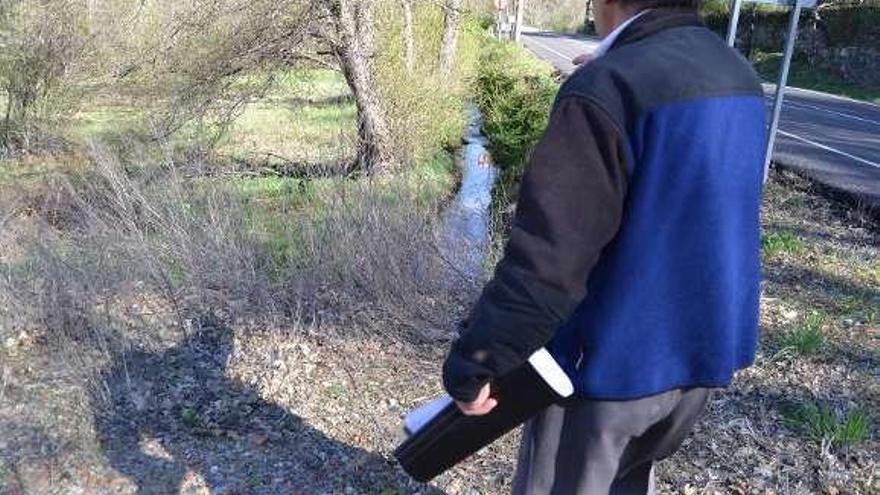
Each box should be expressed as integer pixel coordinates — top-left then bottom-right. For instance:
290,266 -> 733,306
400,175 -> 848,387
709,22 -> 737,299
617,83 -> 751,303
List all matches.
705,6 -> 880,88
825,47 -> 880,87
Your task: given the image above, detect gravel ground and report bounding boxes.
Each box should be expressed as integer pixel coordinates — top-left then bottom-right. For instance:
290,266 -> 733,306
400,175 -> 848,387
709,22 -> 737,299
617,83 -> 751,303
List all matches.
1,169 -> 877,494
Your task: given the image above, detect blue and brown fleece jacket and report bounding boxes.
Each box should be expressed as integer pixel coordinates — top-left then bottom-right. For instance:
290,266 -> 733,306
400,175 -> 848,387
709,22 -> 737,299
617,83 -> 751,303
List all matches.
443,9 -> 768,402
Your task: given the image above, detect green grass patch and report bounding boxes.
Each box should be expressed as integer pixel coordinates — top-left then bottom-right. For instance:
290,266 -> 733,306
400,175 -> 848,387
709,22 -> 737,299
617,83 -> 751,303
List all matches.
230,176 -> 336,268
220,72 -> 357,167
68,100 -> 143,141
232,151 -> 455,268
325,382 -> 348,400
407,151 -> 456,205
180,407 -> 201,428
777,311 -> 827,357
762,230 -> 805,258
0,459 -> 7,488
278,69 -> 351,99
855,262 -> 880,288
834,293 -> 880,326
783,401 -> 872,447
0,160 -> 54,185
232,175 -> 344,214
865,308 -> 878,326
247,472 -> 267,488
753,51 -> 880,105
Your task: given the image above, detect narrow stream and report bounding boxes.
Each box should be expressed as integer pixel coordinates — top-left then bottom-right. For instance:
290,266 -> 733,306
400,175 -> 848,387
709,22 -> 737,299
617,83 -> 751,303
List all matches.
440,106 -> 499,279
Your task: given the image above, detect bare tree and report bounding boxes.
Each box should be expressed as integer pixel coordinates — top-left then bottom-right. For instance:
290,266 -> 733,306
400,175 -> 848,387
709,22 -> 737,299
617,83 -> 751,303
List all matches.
135,0 -> 396,173
401,0 -> 416,74
121,0 -> 317,143
0,0 -> 88,153
439,0 -> 462,75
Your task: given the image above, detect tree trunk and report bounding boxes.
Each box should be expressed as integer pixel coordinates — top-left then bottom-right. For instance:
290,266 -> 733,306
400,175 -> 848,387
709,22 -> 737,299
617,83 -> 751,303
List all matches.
513,0 -> 524,43
1,88 -> 12,149
439,0 -> 461,75
335,0 -> 395,174
744,5 -> 756,60
585,0 -> 592,30
401,0 -> 415,74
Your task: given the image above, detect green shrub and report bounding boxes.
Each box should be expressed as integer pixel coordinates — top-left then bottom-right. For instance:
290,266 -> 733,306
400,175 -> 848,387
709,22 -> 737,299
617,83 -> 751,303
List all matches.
701,0 -> 730,16
783,402 -> 872,447
375,4 -> 484,167
762,230 -> 805,258
475,39 -> 558,200
0,0 -> 91,154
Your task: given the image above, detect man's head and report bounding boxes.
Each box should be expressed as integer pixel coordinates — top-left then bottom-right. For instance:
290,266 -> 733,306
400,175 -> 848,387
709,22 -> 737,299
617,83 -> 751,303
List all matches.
592,0 -> 701,38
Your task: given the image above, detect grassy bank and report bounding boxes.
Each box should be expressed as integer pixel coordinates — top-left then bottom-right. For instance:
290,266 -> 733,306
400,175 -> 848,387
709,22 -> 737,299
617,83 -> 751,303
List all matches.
754,51 -> 880,105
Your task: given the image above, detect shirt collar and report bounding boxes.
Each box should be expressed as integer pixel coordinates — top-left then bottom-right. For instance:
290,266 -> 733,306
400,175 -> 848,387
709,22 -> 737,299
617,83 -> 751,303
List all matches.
593,10 -> 650,59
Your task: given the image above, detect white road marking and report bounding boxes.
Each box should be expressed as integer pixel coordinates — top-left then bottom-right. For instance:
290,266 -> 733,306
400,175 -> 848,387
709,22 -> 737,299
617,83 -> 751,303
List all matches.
788,100 -> 880,126
788,86 -> 880,110
768,96 -> 880,128
524,36 -> 581,67
778,130 -> 880,169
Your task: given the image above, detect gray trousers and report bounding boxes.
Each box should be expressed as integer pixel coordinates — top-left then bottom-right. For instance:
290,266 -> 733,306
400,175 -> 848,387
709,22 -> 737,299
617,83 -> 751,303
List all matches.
512,388 -> 711,495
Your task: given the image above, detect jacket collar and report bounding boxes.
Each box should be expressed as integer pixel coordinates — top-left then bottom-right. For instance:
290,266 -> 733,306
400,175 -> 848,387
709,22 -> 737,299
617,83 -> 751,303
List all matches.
593,10 -> 650,59
608,8 -> 705,53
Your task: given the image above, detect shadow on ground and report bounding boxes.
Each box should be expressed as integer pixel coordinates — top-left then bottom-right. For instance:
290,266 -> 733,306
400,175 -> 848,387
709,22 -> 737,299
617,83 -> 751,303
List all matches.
763,221 -> 875,251
763,262 -> 879,315
91,316 -> 441,494
283,95 -> 356,109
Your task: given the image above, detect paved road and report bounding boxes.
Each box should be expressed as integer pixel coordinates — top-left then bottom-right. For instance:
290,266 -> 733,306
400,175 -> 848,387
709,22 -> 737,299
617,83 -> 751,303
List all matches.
522,30 -> 880,207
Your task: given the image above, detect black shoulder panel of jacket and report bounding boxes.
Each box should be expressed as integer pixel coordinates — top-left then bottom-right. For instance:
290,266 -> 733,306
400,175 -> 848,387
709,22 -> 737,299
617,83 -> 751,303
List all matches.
442,97 -> 628,402
555,10 -> 764,134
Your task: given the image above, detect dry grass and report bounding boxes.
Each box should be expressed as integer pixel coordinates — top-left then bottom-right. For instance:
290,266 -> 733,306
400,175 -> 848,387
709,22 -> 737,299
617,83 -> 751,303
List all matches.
0,143 -> 476,493
1,159 -> 877,494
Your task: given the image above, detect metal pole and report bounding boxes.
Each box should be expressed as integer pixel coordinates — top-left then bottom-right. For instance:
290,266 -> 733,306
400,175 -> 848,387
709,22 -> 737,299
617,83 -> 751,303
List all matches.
513,0 -> 525,43
764,2 -> 802,181
727,0 -> 744,47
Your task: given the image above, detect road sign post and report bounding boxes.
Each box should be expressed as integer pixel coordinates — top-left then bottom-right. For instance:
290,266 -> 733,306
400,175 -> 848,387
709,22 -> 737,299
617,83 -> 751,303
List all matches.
513,0 -> 525,43
727,0 -> 744,47
727,0 -> 816,181
763,2 -> 804,180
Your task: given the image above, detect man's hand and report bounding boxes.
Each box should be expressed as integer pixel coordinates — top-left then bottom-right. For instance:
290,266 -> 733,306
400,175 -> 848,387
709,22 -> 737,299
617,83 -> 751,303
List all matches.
572,52 -> 593,65
455,383 -> 498,416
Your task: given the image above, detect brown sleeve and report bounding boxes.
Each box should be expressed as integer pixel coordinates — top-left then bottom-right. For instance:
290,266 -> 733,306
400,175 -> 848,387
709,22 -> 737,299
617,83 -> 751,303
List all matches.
443,96 -> 629,402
